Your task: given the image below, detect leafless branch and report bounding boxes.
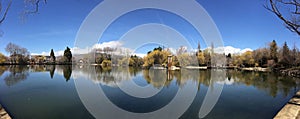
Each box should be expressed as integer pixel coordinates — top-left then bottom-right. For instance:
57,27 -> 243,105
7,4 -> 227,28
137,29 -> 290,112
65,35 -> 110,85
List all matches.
0,0 -> 12,24
24,0 -> 47,14
265,0 -> 300,36
0,0 -> 47,25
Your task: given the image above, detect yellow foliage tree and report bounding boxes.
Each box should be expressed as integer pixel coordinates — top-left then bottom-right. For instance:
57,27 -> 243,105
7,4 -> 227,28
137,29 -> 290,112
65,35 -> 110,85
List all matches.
0,53 -> 7,64
101,60 -> 112,67
197,51 -> 206,66
143,50 -> 171,68
241,51 -> 255,67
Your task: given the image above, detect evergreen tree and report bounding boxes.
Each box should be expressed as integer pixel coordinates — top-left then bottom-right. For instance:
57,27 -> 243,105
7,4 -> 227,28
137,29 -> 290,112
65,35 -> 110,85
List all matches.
50,49 -> 56,62
269,40 -> 278,62
280,42 -> 291,67
227,53 -> 231,58
197,42 -> 201,52
153,46 -> 163,51
292,45 -> 298,66
64,47 -> 72,63
211,42 -> 214,55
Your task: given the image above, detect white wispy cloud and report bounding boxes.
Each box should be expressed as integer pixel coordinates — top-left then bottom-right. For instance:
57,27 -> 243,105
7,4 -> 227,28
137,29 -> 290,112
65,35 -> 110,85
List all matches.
31,50 -> 65,56
31,52 -> 49,56
223,46 -> 252,55
92,41 -> 123,49
133,53 -> 147,58
31,41 -> 127,56
211,46 -> 252,55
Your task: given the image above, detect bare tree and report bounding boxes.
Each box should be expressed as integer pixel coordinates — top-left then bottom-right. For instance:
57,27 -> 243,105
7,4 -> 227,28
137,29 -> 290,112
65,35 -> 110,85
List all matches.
5,42 -> 30,64
265,0 -> 300,36
176,46 -> 187,55
5,42 -> 29,56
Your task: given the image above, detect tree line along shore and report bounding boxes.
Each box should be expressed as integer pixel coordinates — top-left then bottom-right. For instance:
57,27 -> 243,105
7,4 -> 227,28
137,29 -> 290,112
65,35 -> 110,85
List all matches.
0,40 -> 300,77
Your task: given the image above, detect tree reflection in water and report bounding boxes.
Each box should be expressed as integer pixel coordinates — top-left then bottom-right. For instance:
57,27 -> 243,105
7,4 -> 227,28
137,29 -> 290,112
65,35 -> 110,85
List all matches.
86,68 -> 299,98
48,65 -> 55,79
0,65 -> 299,98
0,66 -> 8,77
226,70 -> 299,97
4,65 -> 29,86
142,69 -> 168,88
61,65 -> 72,82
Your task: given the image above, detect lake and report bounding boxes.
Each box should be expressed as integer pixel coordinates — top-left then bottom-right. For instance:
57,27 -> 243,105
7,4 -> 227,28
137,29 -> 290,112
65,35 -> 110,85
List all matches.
0,65 -> 299,119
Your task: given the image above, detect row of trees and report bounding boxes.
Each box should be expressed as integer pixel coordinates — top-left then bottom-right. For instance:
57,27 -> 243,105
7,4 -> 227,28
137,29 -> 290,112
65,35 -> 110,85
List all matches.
230,40 -> 300,68
1,40 -> 300,70
0,43 -> 72,64
142,45 -> 225,68
132,40 -> 300,69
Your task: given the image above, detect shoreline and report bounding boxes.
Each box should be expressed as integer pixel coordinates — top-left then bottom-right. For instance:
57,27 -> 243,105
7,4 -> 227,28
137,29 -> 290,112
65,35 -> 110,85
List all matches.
0,104 -> 11,119
274,90 -> 300,119
279,68 -> 300,78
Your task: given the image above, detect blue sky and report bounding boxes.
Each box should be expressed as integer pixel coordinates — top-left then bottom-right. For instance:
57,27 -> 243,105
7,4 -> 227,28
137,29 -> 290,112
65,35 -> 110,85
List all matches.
0,0 -> 298,56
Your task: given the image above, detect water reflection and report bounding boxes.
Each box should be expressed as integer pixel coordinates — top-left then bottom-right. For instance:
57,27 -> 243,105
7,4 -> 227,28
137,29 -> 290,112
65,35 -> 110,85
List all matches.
72,66 -> 138,87
3,65 -> 29,86
49,65 -> 55,79
0,65 -> 299,98
143,69 -> 168,88
0,66 -> 8,77
62,65 -> 72,82
0,65 -> 73,86
226,70 -> 299,97
71,66 -> 299,98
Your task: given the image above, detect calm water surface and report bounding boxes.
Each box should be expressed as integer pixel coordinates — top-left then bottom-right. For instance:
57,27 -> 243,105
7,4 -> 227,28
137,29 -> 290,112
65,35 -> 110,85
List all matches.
0,65 -> 299,119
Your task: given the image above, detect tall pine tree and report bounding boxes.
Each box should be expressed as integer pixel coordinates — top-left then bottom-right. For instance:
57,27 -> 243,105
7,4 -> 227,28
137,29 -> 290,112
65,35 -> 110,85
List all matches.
281,42 -> 291,67
269,40 -> 278,62
64,47 -> 72,63
50,49 -> 56,62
